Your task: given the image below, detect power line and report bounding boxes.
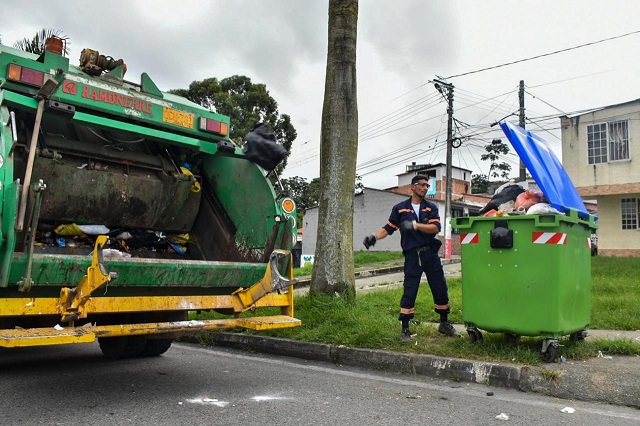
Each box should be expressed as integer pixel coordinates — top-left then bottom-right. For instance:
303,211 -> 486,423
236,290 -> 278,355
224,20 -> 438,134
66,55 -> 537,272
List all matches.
443,29 -> 640,79
523,89 -> 567,115
359,97 -> 444,140
359,91 -> 441,133
526,69 -> 615,89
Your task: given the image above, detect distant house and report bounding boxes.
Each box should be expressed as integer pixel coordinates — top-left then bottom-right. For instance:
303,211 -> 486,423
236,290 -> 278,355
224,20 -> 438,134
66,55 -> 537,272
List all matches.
561,99 -> 640,256
302,163 -> 491,258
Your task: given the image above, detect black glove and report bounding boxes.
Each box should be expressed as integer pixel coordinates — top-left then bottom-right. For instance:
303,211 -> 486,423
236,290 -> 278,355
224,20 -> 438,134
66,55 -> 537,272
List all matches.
363,234 -> 376,250
399,220 -> 415,233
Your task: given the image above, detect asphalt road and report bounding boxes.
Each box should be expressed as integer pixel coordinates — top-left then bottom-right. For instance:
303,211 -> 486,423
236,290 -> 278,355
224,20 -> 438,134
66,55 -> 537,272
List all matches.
0,342 -> 638,425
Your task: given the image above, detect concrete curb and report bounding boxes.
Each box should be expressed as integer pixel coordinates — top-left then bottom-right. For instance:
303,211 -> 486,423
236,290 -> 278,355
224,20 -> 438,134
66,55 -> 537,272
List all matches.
203,333 -> 523,389
182,332 -> 639,408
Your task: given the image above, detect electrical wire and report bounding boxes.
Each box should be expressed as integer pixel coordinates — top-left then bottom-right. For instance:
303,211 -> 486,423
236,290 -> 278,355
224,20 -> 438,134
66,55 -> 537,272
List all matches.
444,29 -> 640,79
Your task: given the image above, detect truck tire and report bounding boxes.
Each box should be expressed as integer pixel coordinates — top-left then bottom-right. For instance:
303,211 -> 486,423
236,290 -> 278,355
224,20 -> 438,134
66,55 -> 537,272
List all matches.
140,338 -> 173,357
98,336 -> 146,359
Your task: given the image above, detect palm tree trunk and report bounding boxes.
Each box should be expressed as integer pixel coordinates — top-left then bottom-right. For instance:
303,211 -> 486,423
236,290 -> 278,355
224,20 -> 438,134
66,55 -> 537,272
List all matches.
310,0 -> 358,300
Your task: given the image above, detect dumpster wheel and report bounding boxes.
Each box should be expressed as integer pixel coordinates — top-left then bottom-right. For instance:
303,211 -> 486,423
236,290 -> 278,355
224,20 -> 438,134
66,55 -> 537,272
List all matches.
504,332 -> 520,343
569,330 -> 588,342
466,327 -> 483,343
539,339 -> 560,363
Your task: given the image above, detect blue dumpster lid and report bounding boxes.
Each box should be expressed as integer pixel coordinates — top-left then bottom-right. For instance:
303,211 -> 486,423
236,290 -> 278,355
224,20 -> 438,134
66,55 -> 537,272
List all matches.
499,121 -> 590,219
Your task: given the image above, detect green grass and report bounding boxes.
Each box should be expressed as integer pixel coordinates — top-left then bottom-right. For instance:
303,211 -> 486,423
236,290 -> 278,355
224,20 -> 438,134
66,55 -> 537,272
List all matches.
193,255 -> 640,365
590,256 -> 640,330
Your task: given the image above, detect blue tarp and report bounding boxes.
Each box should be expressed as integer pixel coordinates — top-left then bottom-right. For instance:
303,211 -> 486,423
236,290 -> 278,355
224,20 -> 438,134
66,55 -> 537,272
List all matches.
499,121 -> 590,219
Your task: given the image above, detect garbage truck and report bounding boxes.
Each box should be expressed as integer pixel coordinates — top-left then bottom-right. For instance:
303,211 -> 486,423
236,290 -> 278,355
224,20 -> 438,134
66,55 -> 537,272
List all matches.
0,38 -> 300,358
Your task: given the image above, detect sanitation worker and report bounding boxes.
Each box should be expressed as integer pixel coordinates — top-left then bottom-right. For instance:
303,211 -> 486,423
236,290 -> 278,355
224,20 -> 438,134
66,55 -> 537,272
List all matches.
363,175 -> 459,342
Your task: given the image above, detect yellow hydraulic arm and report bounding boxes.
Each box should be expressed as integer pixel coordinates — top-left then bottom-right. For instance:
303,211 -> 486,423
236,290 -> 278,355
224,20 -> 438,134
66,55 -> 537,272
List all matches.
58,235 -> 117,323
231,250 -> 297,313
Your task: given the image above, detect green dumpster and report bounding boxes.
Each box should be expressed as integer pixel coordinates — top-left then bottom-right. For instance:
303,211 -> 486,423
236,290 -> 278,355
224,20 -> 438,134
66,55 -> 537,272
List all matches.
451,121 -> 599,362
452,210 -> 597,339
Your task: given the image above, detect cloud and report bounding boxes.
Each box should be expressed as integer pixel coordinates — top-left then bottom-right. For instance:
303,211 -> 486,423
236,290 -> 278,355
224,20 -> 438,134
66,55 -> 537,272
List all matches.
360,1 -> 457,87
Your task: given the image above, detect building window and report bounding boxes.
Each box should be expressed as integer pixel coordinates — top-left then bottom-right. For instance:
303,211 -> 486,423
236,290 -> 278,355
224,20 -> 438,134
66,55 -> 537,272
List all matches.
621,198 -> 638,230
451,208 -> 464,234
587,120 -> 629,164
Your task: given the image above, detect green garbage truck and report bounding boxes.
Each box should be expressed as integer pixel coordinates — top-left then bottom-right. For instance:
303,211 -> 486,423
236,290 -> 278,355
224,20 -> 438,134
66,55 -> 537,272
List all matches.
0,38 -> 299,358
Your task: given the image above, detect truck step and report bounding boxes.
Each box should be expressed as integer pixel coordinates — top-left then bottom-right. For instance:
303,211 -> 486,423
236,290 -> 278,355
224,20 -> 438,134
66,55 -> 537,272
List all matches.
0,327 -> 96,347
0,316 -> 301,347
235,315 -> 302,330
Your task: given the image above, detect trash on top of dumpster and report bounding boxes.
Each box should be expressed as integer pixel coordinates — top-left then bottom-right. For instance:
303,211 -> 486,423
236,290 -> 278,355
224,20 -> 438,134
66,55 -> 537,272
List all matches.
499,121 -> 590,220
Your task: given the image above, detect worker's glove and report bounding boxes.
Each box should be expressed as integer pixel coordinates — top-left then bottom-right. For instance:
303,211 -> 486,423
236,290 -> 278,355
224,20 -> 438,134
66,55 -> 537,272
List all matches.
399,220 -> 416,233
363,234 -> 377,250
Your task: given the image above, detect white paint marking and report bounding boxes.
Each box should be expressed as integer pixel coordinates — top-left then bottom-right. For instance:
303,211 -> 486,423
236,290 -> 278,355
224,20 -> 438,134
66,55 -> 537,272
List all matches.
252,396 -> 288,402
186,397 -> 229,407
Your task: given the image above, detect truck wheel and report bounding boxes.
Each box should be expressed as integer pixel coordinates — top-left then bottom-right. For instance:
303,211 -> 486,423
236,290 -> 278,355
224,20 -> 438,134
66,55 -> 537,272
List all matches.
98,336 -> 146,359
140,338 -> 173,357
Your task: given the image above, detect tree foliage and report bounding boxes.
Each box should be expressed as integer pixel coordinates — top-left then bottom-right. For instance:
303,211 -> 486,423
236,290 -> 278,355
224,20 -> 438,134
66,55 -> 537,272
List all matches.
480,138 -> 512,180
311,0 -> 359,300
13,28 -> 70,56
171,75 -> 296,173
471,174 -> 489,194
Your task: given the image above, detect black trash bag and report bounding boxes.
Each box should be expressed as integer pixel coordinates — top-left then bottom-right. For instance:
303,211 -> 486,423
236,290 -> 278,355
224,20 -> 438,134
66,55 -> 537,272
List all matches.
242,123 -> 286,171
478,184 -> 525,215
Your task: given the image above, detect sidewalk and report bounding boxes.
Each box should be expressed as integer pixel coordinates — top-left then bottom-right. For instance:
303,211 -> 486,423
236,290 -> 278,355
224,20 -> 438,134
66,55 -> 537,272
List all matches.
200,259 -> 640,408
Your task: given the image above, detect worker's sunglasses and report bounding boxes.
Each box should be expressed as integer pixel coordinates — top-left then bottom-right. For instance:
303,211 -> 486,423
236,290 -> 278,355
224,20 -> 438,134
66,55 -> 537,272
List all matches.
413,183 -> 430,188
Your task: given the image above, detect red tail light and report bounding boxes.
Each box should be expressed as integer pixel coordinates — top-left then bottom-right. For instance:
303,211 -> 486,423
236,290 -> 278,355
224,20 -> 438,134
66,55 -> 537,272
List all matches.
199,117 -> 229,137
7,64 -> 44,87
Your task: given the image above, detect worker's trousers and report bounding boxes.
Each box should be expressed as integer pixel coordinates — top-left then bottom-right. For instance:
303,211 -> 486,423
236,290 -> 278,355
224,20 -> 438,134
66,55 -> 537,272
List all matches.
399,246 -> 450,321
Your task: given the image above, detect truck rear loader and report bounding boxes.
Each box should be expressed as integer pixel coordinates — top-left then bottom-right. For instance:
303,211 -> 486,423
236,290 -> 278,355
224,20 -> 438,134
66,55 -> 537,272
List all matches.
0,37 -> 300,358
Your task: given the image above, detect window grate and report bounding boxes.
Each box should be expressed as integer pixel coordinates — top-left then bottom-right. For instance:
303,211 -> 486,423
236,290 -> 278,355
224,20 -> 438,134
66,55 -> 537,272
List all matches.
621,198 -> 638,230
587,120 -> 629,164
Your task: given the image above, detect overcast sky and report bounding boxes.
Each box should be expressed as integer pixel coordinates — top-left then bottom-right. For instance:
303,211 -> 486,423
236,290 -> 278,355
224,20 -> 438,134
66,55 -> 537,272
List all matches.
2,1 -> 639,189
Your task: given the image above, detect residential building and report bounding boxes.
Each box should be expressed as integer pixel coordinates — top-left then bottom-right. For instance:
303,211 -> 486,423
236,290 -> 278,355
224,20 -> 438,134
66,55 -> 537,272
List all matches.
561,99 -> 640,256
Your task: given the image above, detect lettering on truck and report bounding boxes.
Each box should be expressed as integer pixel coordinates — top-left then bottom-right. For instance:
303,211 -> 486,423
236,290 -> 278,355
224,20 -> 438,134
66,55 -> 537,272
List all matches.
63,82 -> 153,114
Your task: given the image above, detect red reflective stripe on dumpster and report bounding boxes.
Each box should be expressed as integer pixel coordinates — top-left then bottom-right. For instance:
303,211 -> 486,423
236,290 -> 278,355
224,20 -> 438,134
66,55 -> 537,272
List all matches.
532,232 -> 567,244
460,233 -> 479,244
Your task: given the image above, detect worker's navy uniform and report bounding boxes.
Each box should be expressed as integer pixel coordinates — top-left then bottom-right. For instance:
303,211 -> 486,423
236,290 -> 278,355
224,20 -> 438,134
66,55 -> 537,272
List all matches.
383,198 -> 450,322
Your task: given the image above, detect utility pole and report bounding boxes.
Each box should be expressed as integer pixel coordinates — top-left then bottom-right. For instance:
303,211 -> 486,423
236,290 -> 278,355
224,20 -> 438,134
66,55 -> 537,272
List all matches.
518,80 -> 526,182
434,79 -> 454,260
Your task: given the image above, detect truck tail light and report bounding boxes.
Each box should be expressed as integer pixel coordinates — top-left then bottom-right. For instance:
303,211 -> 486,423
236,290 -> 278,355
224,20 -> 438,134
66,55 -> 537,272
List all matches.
281,198 -> 296,214
7,64 -> 45,87
199,117 -> 228,137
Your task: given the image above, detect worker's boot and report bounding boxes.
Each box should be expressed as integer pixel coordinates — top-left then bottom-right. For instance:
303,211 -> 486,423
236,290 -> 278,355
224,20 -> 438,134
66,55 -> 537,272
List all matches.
401,328 -> 413,343
438,321 -> 460,337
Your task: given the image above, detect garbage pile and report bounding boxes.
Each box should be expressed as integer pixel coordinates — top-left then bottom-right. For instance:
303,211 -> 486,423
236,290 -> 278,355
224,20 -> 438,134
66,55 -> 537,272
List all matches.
35,223 -> 190,256
479,183 -> 561,217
